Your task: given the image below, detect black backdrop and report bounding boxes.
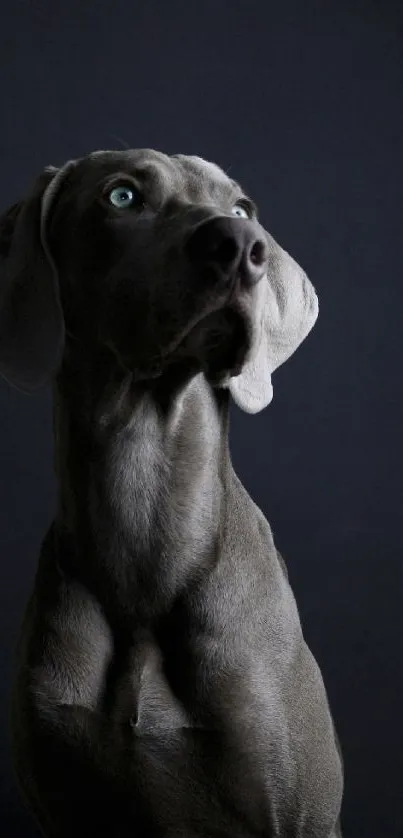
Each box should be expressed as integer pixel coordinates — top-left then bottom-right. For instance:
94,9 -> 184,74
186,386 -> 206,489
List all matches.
1,1 -> 402,836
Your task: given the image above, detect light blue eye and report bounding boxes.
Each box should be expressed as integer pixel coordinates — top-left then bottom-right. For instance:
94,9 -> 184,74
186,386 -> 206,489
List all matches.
231,203 -> 250,219
108,185 -> 142,209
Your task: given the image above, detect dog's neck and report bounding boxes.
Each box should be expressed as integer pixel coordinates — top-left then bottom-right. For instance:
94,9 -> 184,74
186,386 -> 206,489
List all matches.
52,344 -> 229,630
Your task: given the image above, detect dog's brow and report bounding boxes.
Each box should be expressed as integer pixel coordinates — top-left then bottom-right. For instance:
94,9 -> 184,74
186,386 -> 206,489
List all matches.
129,164 -> 168,187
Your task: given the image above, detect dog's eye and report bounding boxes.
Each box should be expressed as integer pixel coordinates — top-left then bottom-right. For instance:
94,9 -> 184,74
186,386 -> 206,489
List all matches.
108,185 -> 143,209
231,202 -> 251,219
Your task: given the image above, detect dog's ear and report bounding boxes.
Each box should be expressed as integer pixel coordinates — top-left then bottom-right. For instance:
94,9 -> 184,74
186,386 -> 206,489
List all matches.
229,234 -> 319,414
0,162 -> 75,392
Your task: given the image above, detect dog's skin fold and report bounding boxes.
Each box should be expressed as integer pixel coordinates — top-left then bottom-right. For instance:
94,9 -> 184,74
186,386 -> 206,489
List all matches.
0,149 -> 343,837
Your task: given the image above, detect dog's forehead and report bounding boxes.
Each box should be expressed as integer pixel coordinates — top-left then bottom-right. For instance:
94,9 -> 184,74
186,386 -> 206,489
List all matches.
75,149 -> 240,202
171,154 -> 237,191
171,154 -> 240,202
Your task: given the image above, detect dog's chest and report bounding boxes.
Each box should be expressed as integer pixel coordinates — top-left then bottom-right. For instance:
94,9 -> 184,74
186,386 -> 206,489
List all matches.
134,563 -> 344,836
108,630 -> 194,733
109,621 -> 342,838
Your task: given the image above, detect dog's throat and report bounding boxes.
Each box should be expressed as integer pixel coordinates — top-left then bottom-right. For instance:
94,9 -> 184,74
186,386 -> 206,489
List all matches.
53,358 -> 226,629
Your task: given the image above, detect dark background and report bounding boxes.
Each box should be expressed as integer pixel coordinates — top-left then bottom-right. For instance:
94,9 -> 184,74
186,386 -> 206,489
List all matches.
1,1 -> 402,836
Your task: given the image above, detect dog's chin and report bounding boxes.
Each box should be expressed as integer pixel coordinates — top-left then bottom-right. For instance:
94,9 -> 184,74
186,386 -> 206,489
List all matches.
173,305 -> 251,386
118,302 -> 253,386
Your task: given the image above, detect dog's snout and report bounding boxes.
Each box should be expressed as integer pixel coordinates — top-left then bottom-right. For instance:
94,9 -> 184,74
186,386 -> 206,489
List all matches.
185,217 -> 268,287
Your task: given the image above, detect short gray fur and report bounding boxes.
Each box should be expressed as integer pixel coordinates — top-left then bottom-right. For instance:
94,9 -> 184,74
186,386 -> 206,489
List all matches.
0,149 -> 343,837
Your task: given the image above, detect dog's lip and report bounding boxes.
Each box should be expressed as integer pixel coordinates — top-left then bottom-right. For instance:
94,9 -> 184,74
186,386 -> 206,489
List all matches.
127,273 -> 253,380
158,282 -> 237,361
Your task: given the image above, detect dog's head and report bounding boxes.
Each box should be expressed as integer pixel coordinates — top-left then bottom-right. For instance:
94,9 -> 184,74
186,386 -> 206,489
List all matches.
0,149 -> 318,413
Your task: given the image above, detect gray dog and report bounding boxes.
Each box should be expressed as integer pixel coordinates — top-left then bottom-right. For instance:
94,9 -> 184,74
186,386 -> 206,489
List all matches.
0,149 -> 343,837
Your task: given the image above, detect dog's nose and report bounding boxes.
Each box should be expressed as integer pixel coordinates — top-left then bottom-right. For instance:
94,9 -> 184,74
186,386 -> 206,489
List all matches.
185,217 -> 268,287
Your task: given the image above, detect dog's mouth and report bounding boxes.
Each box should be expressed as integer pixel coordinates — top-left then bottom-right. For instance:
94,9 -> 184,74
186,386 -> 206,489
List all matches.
122,302 -> 250,385
179,305 -> 250,384
116,274 -> 255,385
156,271 -> 256,384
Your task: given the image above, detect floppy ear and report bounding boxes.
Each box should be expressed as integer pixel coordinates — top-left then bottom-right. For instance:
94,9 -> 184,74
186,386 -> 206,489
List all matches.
229,233 -> 319,414
0,162 -> 75,392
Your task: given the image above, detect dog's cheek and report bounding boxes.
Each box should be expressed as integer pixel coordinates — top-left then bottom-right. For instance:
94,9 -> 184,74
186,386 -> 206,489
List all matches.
100,268 -> 156,362
48,220 -> 112,341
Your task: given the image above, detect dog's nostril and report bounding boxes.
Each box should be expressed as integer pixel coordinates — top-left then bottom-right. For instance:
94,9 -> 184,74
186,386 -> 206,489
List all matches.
185,220 -> 240,274
212,235 -> 239,268
249,239 -> 266,267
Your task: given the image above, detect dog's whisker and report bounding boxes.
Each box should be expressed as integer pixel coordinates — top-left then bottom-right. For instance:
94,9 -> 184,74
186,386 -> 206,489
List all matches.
110,135 -> 131,150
